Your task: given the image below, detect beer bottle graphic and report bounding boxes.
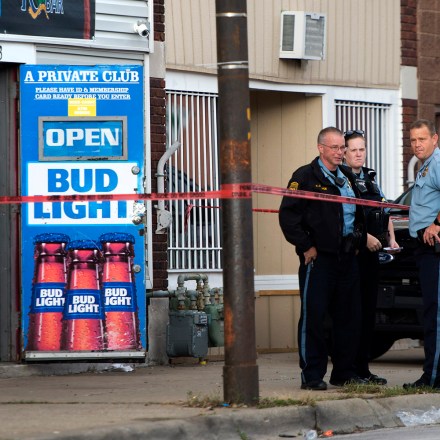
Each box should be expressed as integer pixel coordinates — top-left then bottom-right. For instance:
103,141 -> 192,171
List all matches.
61,240 -> 105,351
99,232 -> 140,350
27,233 -> 70,351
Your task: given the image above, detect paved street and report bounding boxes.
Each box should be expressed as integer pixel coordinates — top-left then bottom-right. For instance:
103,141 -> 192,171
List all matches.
1,345 -> 438,439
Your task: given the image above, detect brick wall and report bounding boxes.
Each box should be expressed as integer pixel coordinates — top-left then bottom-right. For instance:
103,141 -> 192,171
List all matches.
153,0 -> 165,42
417,0 -> 440,120
401,98 -> 418,184
401,0 -> 417,67
401,0 -> 418,187
401,0 -> 440,187
150,0 -> 167,290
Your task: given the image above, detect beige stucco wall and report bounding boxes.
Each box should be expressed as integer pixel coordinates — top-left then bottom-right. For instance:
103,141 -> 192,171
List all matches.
250,91 -> 322,351
256,292 -> 301,352
165,0 -> 401,351
166,0 -> 400,89
251,91 -> 322,277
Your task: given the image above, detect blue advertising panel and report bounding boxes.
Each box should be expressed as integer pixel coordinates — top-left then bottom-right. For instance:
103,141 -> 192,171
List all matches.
20,65 -> 146,360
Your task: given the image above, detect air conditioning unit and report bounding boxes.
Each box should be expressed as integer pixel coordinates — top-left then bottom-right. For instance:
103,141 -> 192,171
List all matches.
280,11 -> 326,60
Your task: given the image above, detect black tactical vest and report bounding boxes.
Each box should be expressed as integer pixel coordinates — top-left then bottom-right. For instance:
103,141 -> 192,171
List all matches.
354,168 -> 389,243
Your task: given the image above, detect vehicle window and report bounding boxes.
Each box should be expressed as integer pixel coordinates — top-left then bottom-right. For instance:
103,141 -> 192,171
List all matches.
394,186 -> 413,206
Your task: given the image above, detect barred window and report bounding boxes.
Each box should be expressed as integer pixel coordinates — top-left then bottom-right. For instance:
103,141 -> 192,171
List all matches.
166,91 -> 222,271
336,100 -> 391,181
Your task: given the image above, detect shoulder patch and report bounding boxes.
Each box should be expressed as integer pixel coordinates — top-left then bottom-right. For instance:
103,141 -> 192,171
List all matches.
289,182 -> 299,191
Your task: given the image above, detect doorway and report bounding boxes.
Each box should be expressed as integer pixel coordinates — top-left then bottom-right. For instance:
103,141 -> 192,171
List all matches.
0,64 -> 20,361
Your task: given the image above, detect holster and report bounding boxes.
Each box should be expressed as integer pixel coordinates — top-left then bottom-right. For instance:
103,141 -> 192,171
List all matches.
341,228 -> 363,253
367,209 -> 389,245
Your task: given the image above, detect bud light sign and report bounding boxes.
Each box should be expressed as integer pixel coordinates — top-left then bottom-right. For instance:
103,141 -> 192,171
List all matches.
64,290 -> 105,319
31,284 -> 66,312
27,163 -> 137,225
20,65 -> 147,360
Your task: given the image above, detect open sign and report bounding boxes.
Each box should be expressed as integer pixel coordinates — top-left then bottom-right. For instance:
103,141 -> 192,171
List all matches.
39,116 -> 127,161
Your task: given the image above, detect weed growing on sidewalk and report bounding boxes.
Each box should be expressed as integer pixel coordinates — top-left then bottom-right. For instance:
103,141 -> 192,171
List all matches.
237,429 -> 249,440
258,396 -> 317,408
338,383 -> 440,398
185,384 -> 440,410
186,390 -> 223,408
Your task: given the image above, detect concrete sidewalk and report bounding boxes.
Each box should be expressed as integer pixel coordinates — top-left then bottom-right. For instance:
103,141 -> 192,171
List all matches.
0,346 -> 439,440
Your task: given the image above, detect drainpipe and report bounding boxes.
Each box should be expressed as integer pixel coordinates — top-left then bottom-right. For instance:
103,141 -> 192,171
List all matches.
155,140 -> 181,233
407,155 -> 420,187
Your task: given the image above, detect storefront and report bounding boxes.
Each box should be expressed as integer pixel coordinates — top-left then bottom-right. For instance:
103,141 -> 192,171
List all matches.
0,0 -> 153,362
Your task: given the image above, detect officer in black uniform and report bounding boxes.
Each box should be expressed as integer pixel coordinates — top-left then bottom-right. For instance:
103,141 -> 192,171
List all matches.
279,127 -> 367,391
343,130 -> 399,385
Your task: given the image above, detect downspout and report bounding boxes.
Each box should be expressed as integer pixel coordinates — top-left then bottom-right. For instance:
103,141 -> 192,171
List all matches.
155,140 -> 180,233
407,155 -> 420,187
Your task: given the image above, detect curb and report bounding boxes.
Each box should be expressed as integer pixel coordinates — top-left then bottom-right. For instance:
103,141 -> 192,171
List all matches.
30,394 -> 440,440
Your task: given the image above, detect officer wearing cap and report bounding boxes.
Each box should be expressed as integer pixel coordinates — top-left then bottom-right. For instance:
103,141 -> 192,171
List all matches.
343,130 -> 399,385
279,126 -> 367,391
404,119 -> 440,389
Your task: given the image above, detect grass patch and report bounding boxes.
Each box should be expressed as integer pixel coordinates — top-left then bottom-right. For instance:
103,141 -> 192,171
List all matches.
258,396 -> 317,408
186,391 -> 224,408
185,384 -> 440,409
186,392 -> 321,409
237,429 -> 249,440
336,383 -> 440,398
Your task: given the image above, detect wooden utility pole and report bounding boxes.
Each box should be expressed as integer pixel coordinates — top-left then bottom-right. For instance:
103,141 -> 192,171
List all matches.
215,0 -> 259,405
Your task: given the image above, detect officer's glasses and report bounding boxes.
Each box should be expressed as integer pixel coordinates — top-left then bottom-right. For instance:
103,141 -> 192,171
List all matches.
344,129 -> 365,138
320,143 -> 347,153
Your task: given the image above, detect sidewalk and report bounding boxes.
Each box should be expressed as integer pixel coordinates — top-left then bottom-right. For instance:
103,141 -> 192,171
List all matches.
0,346 -> 439,440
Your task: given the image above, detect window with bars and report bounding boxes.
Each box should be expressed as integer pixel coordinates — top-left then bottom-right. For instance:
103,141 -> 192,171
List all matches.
336,100 -> 391,181
164,95 -> 391,271
166,91 -> 222,271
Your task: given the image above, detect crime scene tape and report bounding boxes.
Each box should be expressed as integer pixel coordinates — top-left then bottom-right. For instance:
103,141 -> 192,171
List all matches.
184,204 -> 279,231
0,183 -> 409,211
250,183 -> 409,210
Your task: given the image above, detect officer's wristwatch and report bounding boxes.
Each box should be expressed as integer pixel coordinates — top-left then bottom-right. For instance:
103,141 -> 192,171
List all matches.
434,218 -> 440,226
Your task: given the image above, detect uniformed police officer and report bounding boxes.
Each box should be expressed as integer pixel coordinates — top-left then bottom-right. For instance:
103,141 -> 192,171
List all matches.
279,127 -> 367,391
343,130 -> 399,385
405,119 -> 440,389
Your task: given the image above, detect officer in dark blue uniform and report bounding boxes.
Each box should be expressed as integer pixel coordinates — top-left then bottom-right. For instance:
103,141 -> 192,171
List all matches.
279,127 -> 367,391
343,130 -> 399,385
405,119 -> 440,389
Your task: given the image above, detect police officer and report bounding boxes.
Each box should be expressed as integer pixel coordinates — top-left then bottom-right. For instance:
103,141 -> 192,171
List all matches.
405,119 -> 440,389
343,130 -> 399,385
279,127 -> 367,391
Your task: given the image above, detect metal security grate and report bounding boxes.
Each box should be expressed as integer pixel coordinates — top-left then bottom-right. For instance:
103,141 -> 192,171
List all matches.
336,100 -> 391,182
166,91 -> 222,271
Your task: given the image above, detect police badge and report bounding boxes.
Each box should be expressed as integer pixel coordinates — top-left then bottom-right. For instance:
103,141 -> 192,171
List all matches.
289,182 -> 299,191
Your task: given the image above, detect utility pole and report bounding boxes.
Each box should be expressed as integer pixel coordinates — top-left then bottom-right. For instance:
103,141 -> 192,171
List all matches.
215,0 -> 259,405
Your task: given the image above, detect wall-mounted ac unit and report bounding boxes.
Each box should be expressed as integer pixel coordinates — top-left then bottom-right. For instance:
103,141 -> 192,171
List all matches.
280,11 -> 326,60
